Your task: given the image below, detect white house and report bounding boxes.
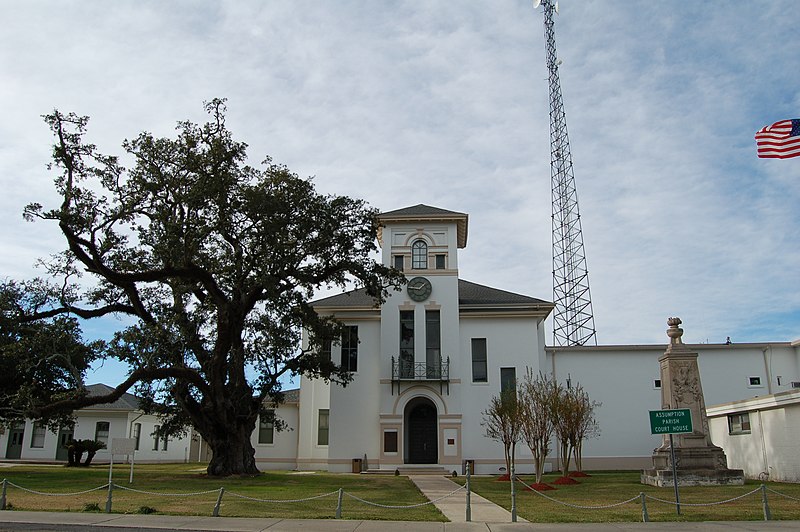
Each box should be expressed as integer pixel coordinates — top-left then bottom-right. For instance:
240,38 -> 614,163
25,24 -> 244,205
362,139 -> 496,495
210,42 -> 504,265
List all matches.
1,384 -> 197,464
707,388 -> 800,483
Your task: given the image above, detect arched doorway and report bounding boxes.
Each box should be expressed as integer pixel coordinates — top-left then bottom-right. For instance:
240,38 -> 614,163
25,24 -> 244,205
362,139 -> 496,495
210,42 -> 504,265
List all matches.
404,397 -> 438,464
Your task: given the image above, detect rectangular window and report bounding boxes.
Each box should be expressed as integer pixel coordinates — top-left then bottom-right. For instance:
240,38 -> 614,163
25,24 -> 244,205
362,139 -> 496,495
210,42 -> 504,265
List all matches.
393,255 -> 404,271
153,425 -> 161,450
259,410 -> 275,444
435,254 -> 446,269
31,422 -> 46,448
500,367 -> 517,395
399,311 -> 414,377
340,326 -> 359,372
471,338 -> 487,383
320,336 -> 332,361
133,423 -> 141,451
728,413 -> 751,435
162,434 -> 168,451
384,431 -> 398,453
653,379 -> 662,389
426,310 -> 441,378
318,409 -> 329,446
748,376 -> 763,387
95,421 -> 110,445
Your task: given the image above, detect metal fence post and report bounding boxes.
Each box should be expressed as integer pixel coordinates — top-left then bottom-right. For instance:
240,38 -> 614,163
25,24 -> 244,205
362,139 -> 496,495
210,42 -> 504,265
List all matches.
1,479 -> 7,510
510,463 -> 517,523
465,462 -> 471,522
213,487 -> 225,517
335,487 -> 343,519
105,482 -> 113,513
640,492 -> 649,522
761,484 -> 771,521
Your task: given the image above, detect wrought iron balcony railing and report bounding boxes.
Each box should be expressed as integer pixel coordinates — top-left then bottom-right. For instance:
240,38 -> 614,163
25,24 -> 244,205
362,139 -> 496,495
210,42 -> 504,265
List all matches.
390,356 -> 450,395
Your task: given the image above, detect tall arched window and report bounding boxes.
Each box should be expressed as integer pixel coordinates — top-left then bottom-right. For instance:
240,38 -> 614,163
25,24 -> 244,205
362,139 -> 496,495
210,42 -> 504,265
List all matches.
411,240 -> 428,269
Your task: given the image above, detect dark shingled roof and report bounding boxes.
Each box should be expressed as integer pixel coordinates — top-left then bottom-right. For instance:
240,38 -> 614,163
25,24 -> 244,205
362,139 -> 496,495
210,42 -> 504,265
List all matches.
457,279 -> 551,307
379,204 -> 467,218
312,279 -> 552,311
82,383 -> 142,411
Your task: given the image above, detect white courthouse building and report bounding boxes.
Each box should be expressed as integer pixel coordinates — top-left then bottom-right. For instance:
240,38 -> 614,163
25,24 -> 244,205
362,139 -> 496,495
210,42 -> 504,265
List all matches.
5,204 -> 799,480
258,204 -> 800,477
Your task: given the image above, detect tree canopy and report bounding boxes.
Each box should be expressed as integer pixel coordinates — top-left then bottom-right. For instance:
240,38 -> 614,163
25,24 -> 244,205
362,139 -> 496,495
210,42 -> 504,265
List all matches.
5,99 -> 404,475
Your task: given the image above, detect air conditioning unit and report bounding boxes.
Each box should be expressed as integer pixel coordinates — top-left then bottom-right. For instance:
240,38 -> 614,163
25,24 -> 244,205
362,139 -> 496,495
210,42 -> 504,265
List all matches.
791,382 -> 800,389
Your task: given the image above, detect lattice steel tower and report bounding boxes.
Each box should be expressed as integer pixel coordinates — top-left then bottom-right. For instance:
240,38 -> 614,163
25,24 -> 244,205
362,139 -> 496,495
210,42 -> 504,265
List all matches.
536,0 -> 597,346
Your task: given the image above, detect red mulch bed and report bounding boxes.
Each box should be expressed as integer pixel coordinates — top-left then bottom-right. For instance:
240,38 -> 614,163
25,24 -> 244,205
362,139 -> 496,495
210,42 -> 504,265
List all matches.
552,475 -> 580,485
524,482 -> 556,491
495,474 -> 511,481
568,471 -> 591,478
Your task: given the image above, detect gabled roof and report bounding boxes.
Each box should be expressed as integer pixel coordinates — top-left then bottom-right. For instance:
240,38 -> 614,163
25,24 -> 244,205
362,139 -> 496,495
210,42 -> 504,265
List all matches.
377,204 -> 468,248
82,383 -> 142,411
312,279 -> 553,316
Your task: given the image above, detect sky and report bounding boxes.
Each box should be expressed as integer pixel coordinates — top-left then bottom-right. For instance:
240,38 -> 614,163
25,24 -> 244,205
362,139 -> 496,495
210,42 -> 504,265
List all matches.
1,1 -> 798,387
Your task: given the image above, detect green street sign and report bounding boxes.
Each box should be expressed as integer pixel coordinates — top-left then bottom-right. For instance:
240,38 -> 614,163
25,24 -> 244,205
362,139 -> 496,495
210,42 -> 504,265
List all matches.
649,409 -> 693,435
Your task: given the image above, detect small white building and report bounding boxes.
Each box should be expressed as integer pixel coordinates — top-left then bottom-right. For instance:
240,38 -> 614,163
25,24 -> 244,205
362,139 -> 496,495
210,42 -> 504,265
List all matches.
707,388 -> 800,483
1,384 -> 197,464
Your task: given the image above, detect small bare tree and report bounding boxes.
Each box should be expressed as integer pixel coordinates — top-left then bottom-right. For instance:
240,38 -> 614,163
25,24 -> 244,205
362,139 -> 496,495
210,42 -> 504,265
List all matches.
569,385 -> 601,474
518,369 -> 562,484
481,389 -> 520,477
553,383 -> 579,477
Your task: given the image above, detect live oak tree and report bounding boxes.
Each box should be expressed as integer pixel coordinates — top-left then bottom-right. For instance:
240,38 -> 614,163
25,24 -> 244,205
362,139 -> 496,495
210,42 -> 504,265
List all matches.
14,99 -> 404,476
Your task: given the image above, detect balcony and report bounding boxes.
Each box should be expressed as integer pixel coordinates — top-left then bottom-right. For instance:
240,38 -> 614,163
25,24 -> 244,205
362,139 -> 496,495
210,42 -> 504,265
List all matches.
390,356 -> 450,395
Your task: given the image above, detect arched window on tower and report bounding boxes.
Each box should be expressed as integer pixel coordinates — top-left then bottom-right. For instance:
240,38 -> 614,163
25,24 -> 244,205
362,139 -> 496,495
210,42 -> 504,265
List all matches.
412,240 -> 428,269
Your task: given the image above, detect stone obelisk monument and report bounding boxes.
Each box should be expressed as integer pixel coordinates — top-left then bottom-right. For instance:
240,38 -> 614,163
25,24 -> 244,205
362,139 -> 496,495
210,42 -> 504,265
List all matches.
641,318 -> 744,486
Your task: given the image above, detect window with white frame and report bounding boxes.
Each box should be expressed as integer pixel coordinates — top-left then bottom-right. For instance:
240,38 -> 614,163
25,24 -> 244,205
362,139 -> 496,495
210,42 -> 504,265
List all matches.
318,409 -> 329,446
31,422 -> 46,448
95,421 -> 110,445
152,425 -> 161,450
258,410 -> 275,444
471,338 -> 487,383
340,325 -> 358,372
728,412 -> 751,434
748,376 -> 763,388
653,379 -> 662,389
411,240 -> 428,269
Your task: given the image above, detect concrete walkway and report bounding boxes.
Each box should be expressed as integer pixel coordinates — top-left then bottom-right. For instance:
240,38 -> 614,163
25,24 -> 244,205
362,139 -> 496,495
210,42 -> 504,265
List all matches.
0,510 -> 799,531
409,475 -> 525,523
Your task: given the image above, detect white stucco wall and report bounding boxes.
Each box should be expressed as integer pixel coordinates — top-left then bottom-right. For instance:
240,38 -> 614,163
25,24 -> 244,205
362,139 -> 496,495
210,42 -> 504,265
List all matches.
708,390 -> 800,483
254,402 -> 299,471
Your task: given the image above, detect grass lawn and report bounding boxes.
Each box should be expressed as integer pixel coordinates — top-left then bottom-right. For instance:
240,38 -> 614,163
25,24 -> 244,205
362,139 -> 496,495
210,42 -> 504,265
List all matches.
0,463 -> 445,521
457,471 -> 800,523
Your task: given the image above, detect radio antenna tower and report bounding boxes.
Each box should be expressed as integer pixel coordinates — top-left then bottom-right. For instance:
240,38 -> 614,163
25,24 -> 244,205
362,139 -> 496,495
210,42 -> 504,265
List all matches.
535,0 -> 597,346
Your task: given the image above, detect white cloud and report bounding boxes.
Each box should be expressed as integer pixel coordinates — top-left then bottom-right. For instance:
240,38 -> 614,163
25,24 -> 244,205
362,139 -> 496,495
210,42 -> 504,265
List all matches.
0,0 -> 797,373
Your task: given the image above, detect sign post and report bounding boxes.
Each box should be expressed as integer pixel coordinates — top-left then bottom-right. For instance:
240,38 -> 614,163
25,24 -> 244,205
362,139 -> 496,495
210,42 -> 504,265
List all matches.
111,438 -> 137,484
649,409 -> 693,515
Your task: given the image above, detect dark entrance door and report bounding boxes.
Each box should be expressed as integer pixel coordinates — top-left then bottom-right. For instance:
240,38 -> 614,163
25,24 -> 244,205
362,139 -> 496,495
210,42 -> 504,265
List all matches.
6,427 -> 24,459
406,400 -> 437,464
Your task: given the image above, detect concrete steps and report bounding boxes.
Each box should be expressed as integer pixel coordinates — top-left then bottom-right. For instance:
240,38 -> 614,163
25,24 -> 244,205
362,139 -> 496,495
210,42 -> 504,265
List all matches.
364,465 -> 451,475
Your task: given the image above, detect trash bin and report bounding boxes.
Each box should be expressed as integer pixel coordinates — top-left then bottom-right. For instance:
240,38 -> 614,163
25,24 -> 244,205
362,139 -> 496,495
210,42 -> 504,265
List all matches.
463,459 -> 475,475
352,458 -> 362,473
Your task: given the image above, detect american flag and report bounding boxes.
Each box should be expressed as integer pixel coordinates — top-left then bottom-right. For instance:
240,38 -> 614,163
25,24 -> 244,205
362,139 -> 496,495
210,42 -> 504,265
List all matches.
755,119 -> 800,159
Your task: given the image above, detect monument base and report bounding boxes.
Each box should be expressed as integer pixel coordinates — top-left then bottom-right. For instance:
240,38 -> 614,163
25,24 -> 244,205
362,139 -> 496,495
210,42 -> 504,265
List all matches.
641,468 -> 744,487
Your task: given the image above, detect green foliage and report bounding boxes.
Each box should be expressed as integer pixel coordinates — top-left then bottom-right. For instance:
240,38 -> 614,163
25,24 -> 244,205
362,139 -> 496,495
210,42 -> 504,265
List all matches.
0,279 -> 101,429
137,505 -> 157,514
82,502 -> 102,512
8,99 -> 405,475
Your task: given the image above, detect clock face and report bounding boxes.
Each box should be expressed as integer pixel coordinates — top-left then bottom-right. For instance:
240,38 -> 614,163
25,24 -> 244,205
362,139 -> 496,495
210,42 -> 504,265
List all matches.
407,276 -> 432,302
